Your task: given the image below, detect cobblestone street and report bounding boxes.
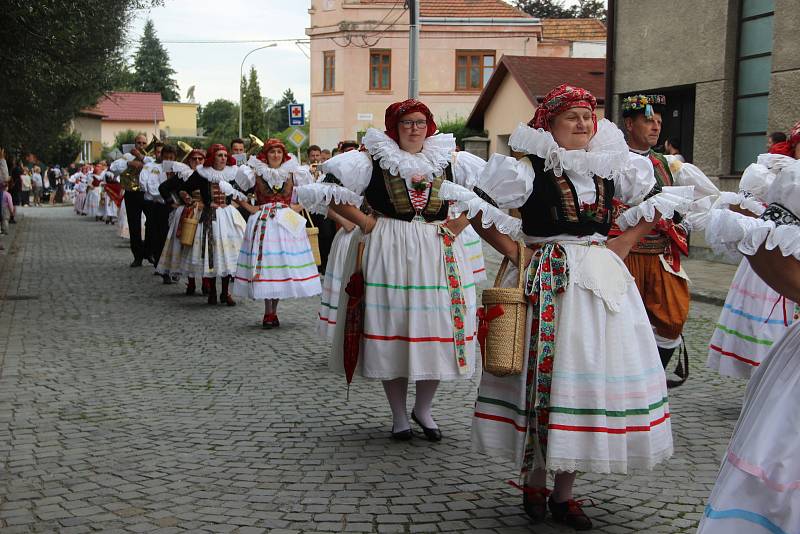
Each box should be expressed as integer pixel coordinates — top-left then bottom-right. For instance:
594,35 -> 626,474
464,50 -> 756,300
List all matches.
0,207 -> 747,533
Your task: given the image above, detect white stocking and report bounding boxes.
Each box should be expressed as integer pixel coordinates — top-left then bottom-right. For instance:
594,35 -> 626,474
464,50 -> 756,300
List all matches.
382,378 -> 409,431
412,380 -> 439,428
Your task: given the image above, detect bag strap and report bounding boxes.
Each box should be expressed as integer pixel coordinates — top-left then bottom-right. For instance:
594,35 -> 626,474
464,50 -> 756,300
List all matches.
303,208 -> 316,228
493,241 -> 526,289
666,338 -> 689,389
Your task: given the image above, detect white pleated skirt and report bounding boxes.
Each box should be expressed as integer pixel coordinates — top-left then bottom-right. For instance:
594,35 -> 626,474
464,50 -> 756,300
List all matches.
233,205 -> 321,300
472,242 -> 673,474
698,322 -> 800,534
182,205 -> 245,278
328,217 -> 477,382
318,226 -> 360,338
707,258 -> 797,379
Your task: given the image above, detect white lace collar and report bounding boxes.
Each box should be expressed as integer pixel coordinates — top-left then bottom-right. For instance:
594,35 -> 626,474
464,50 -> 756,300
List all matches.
246,155 -> 300,189
362,128 -> 455,187
197,165 -> 237,183
508,118 -> 630,179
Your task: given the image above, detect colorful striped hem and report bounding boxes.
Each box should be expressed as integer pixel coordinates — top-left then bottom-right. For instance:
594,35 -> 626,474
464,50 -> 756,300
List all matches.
237,261 -> 317,270
473,411 -> 670,434
704,505 -> 787,534
467,253 -> 483,262
722,303 -> 789,325
234,273 -> 320,283
239,248 -> 313,257
320,301 -> 338,310
365,302 -> 478,312
730,283 -> 782,303
318,314 -> 336,326
366,281 -> 477,291
549,413 -> 670,434
727,450 -> 800,492
476,396 -> 669,418
364,333 -> 475,343
715,323 -> 773,346
463,239 -> 481,247
709,344 -> 760,367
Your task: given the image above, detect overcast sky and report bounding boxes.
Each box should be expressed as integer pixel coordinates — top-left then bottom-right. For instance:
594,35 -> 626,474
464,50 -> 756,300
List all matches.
127,0 -> 589,107
128,0 -> 311,106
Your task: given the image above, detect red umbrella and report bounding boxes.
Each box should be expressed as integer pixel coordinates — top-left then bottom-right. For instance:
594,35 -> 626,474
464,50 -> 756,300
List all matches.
343,242 -> 367,398
343,270 -> 365,396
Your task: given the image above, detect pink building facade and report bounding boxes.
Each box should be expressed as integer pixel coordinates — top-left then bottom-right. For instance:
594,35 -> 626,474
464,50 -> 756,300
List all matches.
307,0 -> 543,149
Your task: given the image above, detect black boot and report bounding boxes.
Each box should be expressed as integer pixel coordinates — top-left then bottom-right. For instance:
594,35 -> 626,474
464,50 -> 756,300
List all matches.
658,347 -> 675,369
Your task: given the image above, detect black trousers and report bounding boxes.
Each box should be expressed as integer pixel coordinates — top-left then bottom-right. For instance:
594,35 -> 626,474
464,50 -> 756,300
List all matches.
148,202 -> 171,265
124,191 -> 146,261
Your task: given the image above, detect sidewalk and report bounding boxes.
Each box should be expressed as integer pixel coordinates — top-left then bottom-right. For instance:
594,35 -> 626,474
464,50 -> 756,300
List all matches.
481,247 -> 736,306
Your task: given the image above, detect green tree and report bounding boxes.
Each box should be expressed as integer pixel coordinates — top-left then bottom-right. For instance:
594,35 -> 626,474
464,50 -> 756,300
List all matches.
107,56 -> 137,92
114,130 -> 139,150
199,99 -> 239,146
241,66 -> 265,137
514,0 -> 607,20
40,131 -> 83,168
266,88 -> 297,134
436,118 -> 485,149
132,19 -> 180,101
0,0 -> 163,159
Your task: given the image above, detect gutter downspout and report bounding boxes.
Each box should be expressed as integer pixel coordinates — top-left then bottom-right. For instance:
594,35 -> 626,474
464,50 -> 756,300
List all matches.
604,0 -> 616,121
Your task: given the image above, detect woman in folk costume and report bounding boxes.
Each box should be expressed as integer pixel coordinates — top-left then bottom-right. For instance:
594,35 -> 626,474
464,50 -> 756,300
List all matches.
698,158 -> 800,534
157,149 -> 205,293
296,99 -> 487,441
162,143 -> 246,305
71,165 -> 89,215
707,121 -> 800,380
440,85 -> 690,529
232,138 -> 319,328
99,163 -> 120,224
85,163 -> 104,220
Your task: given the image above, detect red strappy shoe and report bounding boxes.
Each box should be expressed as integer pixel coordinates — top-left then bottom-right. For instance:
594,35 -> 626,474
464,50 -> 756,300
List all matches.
509,481 -> 550,522
548,495 -> 595,531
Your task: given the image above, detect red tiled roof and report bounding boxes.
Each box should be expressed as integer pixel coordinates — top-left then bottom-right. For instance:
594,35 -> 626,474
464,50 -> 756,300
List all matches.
467,55 -> 606,128
541,18 -> 606,41
86,92 -> 164,122
361,0 -> 532,18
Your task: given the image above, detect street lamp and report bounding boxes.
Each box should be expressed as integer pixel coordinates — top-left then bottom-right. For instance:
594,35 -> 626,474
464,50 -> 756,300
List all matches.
239,43 -> 277,138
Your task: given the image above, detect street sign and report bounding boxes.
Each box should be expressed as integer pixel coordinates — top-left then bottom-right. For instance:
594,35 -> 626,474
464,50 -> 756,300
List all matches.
288,128 -> 307,148
288,103 -> 305,126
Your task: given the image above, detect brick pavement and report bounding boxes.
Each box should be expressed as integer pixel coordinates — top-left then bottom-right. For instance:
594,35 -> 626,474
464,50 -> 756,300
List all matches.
0,207 -> 750,533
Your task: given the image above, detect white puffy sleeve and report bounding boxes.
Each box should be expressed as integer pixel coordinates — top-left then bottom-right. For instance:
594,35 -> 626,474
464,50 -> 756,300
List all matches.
139,166 -> 155,196
217,180 -> 246,201
665,157 -> 720,230
235,165 -> 255,191
614,153 -> 694,230
110,154 -> 134,175
292,165 -> 314,187
451,150 -> 486,189
437,153 -> 534,238
295,150 -> 370,212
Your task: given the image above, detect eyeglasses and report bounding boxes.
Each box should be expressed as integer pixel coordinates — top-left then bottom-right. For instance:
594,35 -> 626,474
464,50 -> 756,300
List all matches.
398,119 -> 428,129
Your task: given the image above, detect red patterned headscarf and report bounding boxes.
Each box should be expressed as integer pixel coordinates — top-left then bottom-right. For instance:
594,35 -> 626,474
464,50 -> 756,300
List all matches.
384,99 -> 437,142
530,83 -> 598,133
204,144 -> 228,167
257,138 -> 291,164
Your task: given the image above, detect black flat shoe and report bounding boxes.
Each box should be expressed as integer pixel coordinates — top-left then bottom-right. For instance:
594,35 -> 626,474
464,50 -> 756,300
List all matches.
411,411 -> 442,442
130,258 -> 143,267
390,427 -> 413,441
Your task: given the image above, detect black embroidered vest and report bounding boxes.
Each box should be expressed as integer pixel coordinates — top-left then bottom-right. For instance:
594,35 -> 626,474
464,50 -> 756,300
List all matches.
363,157 -> 452,222
519,155 -> 615,237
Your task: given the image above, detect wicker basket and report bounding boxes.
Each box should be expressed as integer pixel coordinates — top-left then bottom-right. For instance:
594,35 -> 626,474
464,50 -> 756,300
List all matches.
480,243 -> 528,376
304,209 -> 322,266
179,209 -> 200,247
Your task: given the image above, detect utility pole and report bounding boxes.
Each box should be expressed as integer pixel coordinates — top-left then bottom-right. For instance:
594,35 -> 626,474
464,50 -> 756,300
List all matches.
407,0 -> 420,99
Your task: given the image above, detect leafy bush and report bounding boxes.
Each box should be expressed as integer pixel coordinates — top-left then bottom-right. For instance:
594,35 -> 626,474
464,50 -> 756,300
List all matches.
436,118 -> 485,148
